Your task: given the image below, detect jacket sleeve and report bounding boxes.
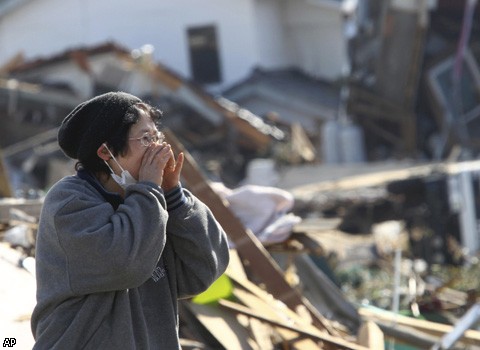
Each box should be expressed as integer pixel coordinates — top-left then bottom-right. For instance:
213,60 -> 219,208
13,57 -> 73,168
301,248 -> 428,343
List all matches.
51,181 -> 169,294
165,189 -> 230,298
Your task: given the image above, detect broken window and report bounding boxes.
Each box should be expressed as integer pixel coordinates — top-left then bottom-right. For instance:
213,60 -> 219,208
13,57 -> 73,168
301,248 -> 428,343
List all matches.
427,49 -> 480,143
187,25 -> 222,84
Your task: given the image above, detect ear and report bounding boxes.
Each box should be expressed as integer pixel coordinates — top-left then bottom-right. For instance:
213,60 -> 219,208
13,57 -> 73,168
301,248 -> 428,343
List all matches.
97,143 -> 110,161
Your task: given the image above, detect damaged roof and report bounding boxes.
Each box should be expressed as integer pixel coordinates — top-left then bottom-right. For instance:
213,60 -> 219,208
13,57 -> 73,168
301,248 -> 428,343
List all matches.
222,68 -> 341,132
3,41 -> 285,151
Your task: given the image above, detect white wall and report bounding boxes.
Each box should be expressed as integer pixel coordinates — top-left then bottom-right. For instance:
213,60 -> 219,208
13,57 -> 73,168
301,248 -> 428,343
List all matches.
253,0 -> 293,70
0,0 -> 82,60
251,0 -> 349,80
0,0 -> 349,89
0,0 -> 261,90
253,0 -> 350,81
284,0 -> 349,81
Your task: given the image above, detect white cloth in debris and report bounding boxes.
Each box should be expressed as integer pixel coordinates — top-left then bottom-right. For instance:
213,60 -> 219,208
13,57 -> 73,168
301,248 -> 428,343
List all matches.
211,182 -> 301,246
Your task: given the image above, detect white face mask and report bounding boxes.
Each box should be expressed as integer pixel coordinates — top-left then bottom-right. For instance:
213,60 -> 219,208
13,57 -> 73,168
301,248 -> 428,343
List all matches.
103,145 -> 137,190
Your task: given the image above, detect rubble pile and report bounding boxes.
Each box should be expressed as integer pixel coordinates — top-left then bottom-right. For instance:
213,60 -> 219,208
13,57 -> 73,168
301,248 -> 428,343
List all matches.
2,142 -> 480,349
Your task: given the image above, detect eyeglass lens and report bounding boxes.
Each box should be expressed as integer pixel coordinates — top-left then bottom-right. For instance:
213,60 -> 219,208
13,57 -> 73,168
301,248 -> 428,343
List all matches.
141,132 -> 164,146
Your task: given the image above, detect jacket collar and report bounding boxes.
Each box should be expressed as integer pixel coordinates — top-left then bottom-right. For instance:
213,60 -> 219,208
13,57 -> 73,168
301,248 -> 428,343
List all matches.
77,168 -> 123,209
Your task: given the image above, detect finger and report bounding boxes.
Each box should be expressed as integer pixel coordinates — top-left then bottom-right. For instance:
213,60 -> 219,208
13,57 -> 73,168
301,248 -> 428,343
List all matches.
165,148 -> 176,170
160,150 -> 173,165
141,144 -> 162,165
150,144 -> 171,164
173,152 -> 184,175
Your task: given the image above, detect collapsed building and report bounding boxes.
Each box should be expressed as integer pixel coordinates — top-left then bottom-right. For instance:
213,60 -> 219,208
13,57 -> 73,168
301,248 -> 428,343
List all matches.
1,1 -> 480,348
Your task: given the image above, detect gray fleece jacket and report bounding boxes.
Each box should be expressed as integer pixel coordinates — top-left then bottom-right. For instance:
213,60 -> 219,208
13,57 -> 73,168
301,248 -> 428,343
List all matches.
31,170 -> 230,349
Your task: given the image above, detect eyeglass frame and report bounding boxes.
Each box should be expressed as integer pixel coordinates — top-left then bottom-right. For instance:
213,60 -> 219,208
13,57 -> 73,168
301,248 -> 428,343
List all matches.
129,131 -> 165,147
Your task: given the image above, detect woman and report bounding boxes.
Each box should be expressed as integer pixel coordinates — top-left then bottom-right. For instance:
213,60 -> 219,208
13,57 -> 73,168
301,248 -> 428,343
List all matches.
31,91 -> 230,349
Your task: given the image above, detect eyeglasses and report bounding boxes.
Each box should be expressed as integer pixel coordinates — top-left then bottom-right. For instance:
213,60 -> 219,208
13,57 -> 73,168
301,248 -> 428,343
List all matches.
129,131 -> 165,147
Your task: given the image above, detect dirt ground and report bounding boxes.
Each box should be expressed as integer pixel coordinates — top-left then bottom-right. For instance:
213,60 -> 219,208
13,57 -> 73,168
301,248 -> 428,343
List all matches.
0,243 -> 35,349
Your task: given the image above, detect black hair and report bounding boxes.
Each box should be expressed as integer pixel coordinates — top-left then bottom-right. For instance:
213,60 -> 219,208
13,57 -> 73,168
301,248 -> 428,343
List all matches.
75,102 -> 163,175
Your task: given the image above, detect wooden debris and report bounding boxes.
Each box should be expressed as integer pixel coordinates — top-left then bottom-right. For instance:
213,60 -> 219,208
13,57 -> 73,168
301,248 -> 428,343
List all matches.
248,317 -> 275,350
178,338 -> 207,350
163,129 -> 384,348
0,149 -> 13,198
166,129 -> 343,339
359,306 -> 480,347
185,302 -> 255,350
219,299 -> 369,350
0,198 -> 43,224
232,281 -> 318,347
290,253 -> 360,331
4,125 -> 479,349
357,321 -> 384,350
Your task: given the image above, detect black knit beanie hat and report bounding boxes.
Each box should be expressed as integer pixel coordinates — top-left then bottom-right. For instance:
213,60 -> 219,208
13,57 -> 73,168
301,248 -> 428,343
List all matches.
58,91 -> 142,160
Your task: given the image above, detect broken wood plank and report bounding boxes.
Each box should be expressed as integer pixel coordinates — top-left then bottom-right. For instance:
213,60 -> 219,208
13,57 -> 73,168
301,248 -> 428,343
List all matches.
292,217 -> 342,234
0,198 -> 43,223
178,338 -> 207,349
372,319 -> 440,349
225,249 -> 248,280
227,264 -> 355,342
185,302 -> 255,350
219,299 -> 370,350
290,159 -> 480,198
357,321 -> 384,350
247,318 -> 273,350
0,149 -> 12,198
359,306 -> 480,347
291,253 -> 360,331
5,220 -> 38,229
233,287 -> 321,349
2,127 -> 59,158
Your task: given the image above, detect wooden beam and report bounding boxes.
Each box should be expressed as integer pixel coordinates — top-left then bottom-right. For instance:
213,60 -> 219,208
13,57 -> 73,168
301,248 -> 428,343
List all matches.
232,284 -> 322,349
357,321 -> 384,350
185,302 -> 255,350
0,198 -> 43,223
164,130 -> 340,340
219,299 -> 369,350
0,149 -> 13,198
359,307 -> 480,347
